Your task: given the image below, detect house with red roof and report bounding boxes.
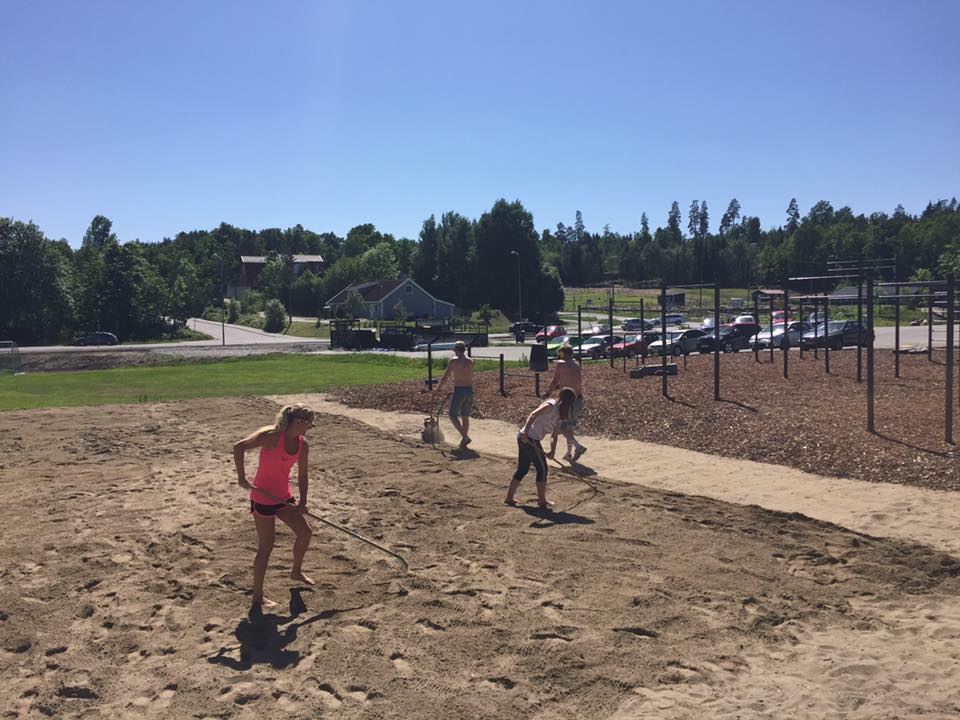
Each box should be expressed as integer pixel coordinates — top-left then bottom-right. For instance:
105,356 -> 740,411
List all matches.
325,277 -> 455,320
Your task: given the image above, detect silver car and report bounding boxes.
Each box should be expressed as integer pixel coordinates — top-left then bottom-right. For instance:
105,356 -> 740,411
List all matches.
754,321 -> 810,349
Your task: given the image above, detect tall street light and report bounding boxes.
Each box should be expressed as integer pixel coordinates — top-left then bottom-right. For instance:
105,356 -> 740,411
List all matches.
510,250 -> 522,319
212,252 -> 225,346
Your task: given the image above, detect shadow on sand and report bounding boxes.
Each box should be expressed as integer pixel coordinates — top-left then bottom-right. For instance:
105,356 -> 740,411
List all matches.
207,588 -> 361,670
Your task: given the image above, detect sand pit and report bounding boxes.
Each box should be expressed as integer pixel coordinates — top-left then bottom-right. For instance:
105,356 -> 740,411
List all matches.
2,397 -> 960,718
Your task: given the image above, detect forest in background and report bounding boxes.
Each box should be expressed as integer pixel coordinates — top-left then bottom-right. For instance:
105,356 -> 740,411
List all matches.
2,196 -> 959,345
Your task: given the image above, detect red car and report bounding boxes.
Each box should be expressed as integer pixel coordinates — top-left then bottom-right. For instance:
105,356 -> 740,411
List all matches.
535,325 -> 566,342
609,332 -> 659,358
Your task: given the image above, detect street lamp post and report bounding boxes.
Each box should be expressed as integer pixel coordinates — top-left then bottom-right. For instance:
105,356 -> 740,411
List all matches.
213,252 -> 225,346
510,250 -> 522,319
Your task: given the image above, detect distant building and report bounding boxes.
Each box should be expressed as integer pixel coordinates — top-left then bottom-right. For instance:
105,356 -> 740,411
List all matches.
325,277 -> 455,320
235,254 -> 324,296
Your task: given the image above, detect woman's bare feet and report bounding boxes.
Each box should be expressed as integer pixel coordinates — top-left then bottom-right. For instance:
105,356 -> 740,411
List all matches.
290,570 -> 315,585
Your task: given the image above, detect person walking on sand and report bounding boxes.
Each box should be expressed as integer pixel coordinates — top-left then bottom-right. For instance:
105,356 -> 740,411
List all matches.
505,387 -> 577,510
234,403 -> 316,609
545,343 -> 587,462
434,340 -> 474,449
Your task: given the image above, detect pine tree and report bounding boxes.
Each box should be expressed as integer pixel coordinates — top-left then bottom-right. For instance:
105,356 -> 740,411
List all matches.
720,198 -> 741,234
667,202 -> 682,244
786,198 -> 800,234
688,200 -> 700,240
698,201 -> 709,238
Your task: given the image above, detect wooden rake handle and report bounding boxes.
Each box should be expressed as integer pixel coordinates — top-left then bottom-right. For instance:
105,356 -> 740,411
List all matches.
245,484 -> 409,572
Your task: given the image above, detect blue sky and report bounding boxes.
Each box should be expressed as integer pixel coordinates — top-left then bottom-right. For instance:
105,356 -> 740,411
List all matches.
2,0 -> 958,247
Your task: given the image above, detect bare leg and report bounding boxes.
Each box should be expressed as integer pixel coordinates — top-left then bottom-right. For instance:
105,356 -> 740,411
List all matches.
252,513 -> 276,604
536,480 -> 551,509
504,477 -> 521,505
449,415 -> 465,438
278,507 -> 315,585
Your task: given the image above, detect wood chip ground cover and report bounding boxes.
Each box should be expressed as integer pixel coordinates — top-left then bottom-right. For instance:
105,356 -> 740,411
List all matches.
332,350 -> 959,492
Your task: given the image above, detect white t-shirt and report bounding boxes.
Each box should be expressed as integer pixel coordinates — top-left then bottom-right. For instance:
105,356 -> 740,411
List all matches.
520,399 -> 559,442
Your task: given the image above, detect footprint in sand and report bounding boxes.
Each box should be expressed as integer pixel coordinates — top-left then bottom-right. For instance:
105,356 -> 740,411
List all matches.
416,618 -> 445,633
304,678 -> 343,708
390,651 -> 413,675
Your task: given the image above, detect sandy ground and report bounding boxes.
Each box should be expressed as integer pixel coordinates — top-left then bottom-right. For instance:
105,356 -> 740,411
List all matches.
1,396 -> 959,719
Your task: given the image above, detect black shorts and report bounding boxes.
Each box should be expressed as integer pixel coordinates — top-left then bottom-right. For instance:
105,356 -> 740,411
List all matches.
250,497 -> 295,516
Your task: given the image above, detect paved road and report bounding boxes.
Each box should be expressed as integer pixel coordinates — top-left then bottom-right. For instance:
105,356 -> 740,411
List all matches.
18,318 -> 329,354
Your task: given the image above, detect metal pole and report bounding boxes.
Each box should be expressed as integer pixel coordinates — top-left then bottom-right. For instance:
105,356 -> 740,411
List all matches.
640,298 -> 645,365
714,283 -> 721,400
867,278 -> 875,433
219,256 -> 225,346
753,289 -> 759,362
813,299 -> 819,360
769,295 -> 774,363
427,343 -> 433,389
928,287 -> 934,361
661,285 -> 668,397
783,286 -> 790,378
799,298 -> 804,359
895,284 -> 901,378
946,277 -> 955,444
608,297 -> 614,368
535,372 -> 541,398
578,306 -> 583,358
499,354 -> 505,396
824,296 -> 831,374
857,274 -> 863,382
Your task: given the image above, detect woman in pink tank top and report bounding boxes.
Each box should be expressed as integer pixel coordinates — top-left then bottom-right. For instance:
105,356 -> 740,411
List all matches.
233,403 -> 316,609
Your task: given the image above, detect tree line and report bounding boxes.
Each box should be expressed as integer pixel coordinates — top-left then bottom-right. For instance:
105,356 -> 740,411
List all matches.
2,196 -> 958,345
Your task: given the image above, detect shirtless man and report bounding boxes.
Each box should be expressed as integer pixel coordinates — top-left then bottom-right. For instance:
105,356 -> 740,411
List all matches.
435,340 -> 475,449
545,343 -> 586,462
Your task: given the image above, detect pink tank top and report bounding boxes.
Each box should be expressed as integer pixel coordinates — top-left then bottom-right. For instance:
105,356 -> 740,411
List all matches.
250,433 -> 302,504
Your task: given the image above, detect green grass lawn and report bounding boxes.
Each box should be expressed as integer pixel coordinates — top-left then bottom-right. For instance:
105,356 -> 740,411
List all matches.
0,354 -> 502,411
284,321 -> 330,339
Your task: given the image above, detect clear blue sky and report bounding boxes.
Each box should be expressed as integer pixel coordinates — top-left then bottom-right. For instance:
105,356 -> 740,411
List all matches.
2,0 -> 958,248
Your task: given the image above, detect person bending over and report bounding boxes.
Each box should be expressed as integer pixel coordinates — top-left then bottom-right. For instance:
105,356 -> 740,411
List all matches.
234,403 -> 316,609
505,387 -> 576,510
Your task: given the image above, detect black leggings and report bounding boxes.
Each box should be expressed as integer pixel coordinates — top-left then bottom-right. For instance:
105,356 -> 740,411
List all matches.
513,434 -> 548,484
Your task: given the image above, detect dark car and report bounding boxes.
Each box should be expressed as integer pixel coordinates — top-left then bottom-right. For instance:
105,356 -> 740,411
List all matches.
801,320 -> 873,350
697,325 -> 757,353
621,318 -> 654,331
72,332 -> 119,346
509,320 -> 541,335
577,334 -> 624,359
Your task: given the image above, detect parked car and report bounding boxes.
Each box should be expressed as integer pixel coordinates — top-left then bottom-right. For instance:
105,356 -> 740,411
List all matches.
730,314 -> 762,337
535,325 -> 566,342
648,328 -> 707,356
577,334 -> 624,359
72,332 -> 119,346
754,321 -> 810,349
771,310 -> 796,323
697,325 -> 756,353
621,318 -> 654,331
509,320 -> 541,335
545,334 -> 572,356
609,332 -> 660,358
800,320 -> 873,350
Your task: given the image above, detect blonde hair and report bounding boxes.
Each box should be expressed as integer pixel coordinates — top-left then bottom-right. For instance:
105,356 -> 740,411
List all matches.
558,343 -> 573,358
272,403 -> 316,432
556,387 -> 576,419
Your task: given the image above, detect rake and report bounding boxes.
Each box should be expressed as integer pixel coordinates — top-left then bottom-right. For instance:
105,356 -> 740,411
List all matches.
246,484 -> 409,572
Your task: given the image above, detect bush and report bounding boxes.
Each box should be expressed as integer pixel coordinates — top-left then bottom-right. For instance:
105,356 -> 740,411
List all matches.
264,299 -> 288,333
227,300 -> 240,323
